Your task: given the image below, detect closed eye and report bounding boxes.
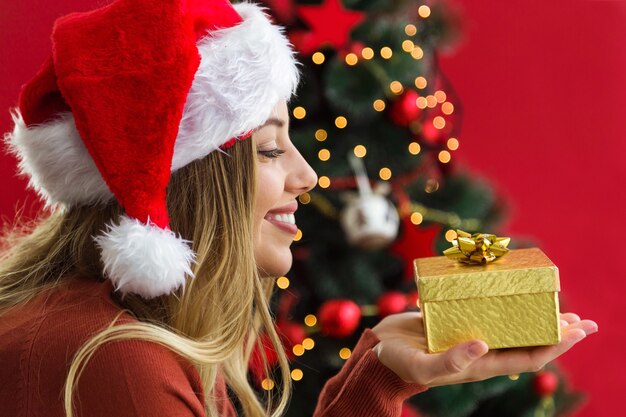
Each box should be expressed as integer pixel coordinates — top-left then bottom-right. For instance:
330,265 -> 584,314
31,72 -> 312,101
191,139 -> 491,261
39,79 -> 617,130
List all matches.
258,148 -> 286,159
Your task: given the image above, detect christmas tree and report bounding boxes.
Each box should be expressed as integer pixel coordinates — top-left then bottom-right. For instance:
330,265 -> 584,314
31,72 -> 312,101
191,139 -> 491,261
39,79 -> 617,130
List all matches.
254,1 -> 585,416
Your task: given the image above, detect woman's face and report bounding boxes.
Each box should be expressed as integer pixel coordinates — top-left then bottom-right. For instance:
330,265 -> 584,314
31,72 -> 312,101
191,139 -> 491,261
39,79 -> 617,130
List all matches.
252,100 -> 318,277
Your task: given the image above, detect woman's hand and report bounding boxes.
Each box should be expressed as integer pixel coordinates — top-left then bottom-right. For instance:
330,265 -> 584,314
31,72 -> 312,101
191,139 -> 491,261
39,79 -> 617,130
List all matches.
371,312 -> 597,387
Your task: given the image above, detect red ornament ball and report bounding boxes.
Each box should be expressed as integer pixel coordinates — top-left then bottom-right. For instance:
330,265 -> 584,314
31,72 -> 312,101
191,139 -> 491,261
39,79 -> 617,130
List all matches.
421,118 -> 443,143
318,299 -> 362,338
390,90 -> 422,127
533,371 -> 559,397
377,291 -> 408,317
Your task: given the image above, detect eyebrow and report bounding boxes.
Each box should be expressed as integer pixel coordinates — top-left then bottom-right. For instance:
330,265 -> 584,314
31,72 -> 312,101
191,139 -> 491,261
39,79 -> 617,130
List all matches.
257,117 -> 286,129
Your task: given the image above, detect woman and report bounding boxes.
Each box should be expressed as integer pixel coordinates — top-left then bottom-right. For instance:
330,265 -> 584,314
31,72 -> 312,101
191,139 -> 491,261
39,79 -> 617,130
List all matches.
0,0 -> 597,416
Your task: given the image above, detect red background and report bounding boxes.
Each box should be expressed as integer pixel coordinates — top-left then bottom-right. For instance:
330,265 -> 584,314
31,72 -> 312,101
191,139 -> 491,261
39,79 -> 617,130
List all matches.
1,1 -> 624,416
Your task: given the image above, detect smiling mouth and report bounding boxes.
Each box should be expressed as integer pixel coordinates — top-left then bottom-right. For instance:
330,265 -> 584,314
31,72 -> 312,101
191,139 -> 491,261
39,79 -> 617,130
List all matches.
264,213 -> 298,235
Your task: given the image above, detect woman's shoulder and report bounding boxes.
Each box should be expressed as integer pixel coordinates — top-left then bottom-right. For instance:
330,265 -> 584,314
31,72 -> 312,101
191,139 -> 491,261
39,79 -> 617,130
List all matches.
0,277 -> 207,416
27,276 -> 201,374
0,276 -> 128,355
22,276 -> 136,345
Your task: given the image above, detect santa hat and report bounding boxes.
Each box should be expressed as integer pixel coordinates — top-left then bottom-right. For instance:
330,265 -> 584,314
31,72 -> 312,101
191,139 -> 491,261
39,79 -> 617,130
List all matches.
5,0 -> 300,299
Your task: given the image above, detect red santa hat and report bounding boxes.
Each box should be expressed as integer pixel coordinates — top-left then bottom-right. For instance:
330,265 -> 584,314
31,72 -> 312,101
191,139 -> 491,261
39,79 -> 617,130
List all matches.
6,0 -> 300,299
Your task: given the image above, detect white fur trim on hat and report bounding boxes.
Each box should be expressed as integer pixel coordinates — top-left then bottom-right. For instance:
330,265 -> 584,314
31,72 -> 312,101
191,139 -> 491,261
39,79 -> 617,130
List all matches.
94,215 -> 196,298
172,2 -> 300,170
5,111 -> 114,207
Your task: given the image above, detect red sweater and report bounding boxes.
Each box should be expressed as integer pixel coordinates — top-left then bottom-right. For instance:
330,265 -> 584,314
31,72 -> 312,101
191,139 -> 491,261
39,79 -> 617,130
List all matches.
0,277 -> 426,416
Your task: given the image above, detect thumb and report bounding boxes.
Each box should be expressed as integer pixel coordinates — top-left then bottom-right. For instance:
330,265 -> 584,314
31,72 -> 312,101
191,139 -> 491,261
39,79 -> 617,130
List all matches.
434,340 -> 489,378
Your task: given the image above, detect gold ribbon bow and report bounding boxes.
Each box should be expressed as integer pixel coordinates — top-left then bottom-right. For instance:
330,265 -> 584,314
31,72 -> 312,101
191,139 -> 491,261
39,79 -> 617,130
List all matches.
443,230 -> 511,264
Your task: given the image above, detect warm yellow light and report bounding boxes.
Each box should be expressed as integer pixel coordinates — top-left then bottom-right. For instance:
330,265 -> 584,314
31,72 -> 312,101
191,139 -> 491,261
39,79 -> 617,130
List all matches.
261,379 -> 275,390
425,179 -> 439,193
293,106 -> 306,119
434,90 -> 447,103
318,148 -> 331,161
402,40 -> 415,52
304,314 -> 317,327
292,344 -> 305,356
509,374 -> 520,381
414,76 -> 427,89
354,145 -> 367,158
411,46 -> 424,60
294,229 -> 303,241
335,116 -> 348,129
410,212 -> 423,225
379,167 -> 392,181
445,229 -> 458,242
426,95 -> 437,108
345,53 -> 359,66
408,142 -> 421,155
318,176 -> 331,188
315,129 -> 328,141
291,369 -> 304,381
418,5 -> 431,18
447,138 -> 460,150
299,192 -> 312,204
405,24 -> 417,36
380,47 -> 393,59
312,52 -> 325,65
373,99 -> 386,112
442,102 -> 454,115
433,116 -> 446,129
302,338 -> 315,350
416,97 -> 428,109
339,348 -> 352,360
390,81 -> 404,95
361,47 -> 374,60
438,150 -> 451,163
276,276 -> 290,289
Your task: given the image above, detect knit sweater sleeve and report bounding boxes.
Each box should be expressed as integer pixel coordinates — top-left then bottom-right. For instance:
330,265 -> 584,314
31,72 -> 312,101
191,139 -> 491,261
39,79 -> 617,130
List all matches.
313,329 -> 428,417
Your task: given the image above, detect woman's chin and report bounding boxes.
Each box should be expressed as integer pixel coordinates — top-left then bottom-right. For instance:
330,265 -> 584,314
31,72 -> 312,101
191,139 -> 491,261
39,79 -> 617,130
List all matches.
256,250 -> 293,278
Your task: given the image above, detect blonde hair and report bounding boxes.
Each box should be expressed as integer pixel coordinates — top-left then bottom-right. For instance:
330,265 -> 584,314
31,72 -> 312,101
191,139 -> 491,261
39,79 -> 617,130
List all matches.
0,138 -> 291,417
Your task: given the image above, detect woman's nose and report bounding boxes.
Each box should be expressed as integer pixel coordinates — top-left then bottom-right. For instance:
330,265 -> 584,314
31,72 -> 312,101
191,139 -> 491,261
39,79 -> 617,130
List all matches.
290,150 -> 318,195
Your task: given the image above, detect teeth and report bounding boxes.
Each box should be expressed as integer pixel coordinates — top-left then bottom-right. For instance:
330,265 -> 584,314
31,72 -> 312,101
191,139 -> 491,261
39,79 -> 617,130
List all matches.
270,213 -> 296,225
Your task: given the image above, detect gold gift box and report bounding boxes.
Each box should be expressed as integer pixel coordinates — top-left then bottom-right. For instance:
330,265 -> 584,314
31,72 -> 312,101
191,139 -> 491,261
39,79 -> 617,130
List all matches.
414,248 -> 561,353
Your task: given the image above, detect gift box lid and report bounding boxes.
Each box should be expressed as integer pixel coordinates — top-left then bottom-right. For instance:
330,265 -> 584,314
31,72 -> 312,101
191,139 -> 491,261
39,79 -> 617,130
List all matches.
414,248 -> 560,302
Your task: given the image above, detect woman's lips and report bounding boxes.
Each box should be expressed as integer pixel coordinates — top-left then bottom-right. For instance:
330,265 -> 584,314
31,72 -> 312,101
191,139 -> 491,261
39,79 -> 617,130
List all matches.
264,211 -> 298,235
264,201 -> 298,235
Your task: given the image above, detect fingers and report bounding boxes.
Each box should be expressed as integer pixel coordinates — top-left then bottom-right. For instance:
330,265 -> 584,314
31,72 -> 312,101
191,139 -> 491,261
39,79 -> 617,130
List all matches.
419,339 -> 489,385
423,316 -> 598,387
562,318 -> 598,336
560,312 -> 581,324
474,319 -> 597,377
522,326 -> 589,370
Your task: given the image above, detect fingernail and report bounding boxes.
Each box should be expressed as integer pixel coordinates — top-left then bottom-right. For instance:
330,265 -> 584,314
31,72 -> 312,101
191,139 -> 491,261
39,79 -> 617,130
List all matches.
467,342 -> 485,358
586,324 -> 598,335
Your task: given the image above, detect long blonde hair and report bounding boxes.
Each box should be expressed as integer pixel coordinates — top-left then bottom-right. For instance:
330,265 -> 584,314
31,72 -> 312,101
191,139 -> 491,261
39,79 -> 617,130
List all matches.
0,138 -> 291,416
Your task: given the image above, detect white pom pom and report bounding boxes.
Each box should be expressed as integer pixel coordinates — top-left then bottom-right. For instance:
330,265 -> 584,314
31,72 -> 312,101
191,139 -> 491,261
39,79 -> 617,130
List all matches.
94,216 -> 196,299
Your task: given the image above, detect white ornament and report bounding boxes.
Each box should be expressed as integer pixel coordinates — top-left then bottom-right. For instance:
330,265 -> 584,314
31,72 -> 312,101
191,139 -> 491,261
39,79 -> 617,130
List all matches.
340,155 -> 399,250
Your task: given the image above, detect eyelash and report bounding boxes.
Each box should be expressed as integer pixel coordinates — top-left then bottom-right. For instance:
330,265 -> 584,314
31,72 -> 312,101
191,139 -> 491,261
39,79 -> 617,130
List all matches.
258,148 -> 286,159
